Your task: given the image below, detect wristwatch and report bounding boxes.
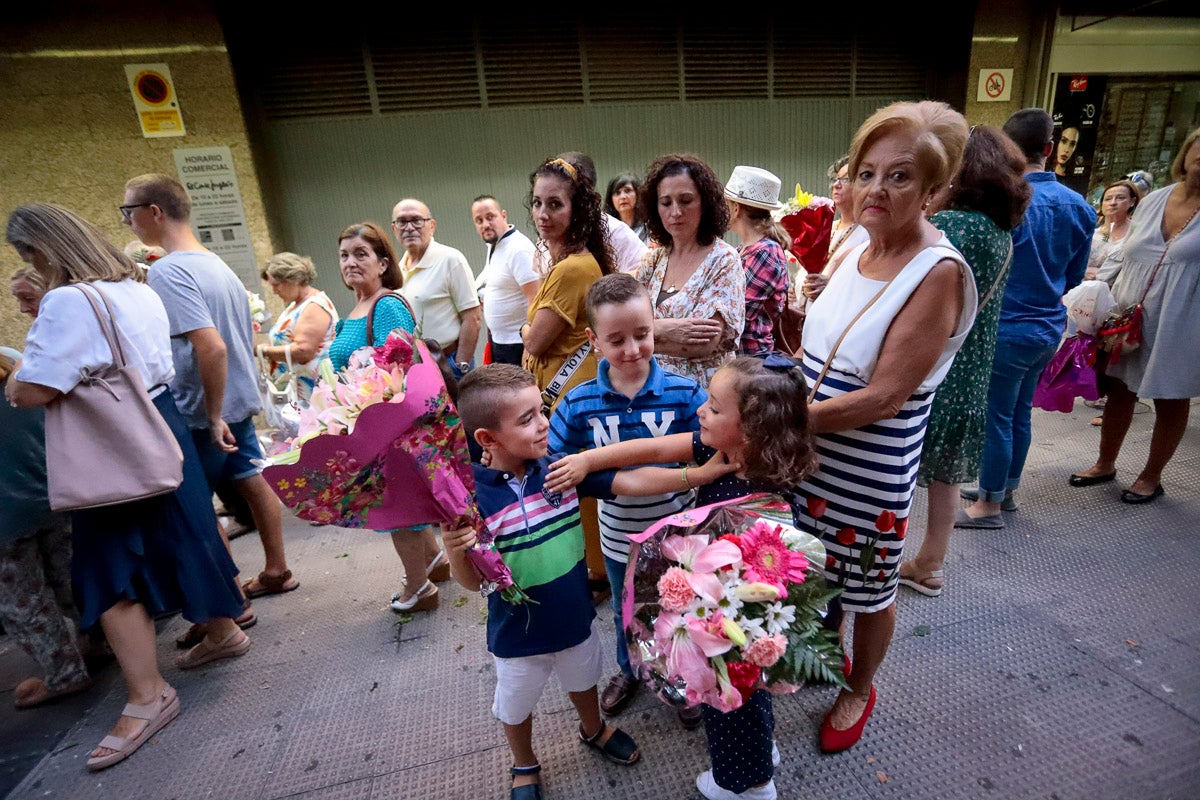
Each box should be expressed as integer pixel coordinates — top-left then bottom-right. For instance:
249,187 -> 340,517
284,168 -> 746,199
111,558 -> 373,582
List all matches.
457,361 -> 472,374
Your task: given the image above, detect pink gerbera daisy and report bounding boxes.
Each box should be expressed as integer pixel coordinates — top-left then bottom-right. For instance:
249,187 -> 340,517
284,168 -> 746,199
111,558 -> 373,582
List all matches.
738,522 -> 807,593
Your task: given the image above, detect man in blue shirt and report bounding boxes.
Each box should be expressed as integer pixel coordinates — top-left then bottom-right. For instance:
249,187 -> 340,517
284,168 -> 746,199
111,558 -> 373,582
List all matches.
959,109 -> 1096,528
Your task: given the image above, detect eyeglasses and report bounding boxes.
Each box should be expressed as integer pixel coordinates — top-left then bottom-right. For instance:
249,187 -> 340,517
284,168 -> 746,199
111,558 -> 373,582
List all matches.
829,178 -> 848,187
119,203 -> 152,219
392,217 -> 431,230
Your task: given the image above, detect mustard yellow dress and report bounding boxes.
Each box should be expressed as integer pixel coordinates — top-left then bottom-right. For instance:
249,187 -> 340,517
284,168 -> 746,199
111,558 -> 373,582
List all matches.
524,252 -> 602,411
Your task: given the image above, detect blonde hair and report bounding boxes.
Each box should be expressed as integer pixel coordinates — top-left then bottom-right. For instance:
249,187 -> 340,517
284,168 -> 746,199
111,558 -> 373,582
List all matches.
6,204 -> 143,290
1170,127 -> 1200,183
262,251 -> 318,286
849,101 -> 969,193
11,265 -> 46,292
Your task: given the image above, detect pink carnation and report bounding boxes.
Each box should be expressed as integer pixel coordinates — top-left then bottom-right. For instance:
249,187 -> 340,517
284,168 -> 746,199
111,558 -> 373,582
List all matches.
657,567 -> 695,612
744,634 -> 787,668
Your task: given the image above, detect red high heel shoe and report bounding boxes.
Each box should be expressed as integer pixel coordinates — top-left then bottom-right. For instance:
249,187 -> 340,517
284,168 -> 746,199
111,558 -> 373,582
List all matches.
819,685 -> 876,753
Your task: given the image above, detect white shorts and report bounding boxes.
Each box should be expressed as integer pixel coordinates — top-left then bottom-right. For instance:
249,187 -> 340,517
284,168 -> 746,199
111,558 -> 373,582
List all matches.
491,630 -> 603,725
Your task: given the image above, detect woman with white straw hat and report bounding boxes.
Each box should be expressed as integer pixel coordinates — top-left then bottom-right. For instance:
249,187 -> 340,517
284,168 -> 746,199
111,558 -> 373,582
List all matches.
725,166 -> 791,356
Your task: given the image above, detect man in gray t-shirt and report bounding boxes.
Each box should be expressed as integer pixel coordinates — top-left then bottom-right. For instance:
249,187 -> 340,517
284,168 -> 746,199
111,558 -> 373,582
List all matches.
124,173 -> 298,603
149,251 -> 260,429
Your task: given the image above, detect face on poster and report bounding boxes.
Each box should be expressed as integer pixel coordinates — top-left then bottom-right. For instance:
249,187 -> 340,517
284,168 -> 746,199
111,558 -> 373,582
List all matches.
1050,74 -> 1107,197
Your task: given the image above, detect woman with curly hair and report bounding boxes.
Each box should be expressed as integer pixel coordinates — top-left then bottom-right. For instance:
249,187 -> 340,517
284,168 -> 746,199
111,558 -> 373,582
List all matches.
519,157 -> 616,412
636,154 -> 745,388
897,124 -> 1031,596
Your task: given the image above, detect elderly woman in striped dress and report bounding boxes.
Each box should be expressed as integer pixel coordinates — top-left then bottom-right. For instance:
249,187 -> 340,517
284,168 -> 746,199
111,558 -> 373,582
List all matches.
797,101 -> 975,754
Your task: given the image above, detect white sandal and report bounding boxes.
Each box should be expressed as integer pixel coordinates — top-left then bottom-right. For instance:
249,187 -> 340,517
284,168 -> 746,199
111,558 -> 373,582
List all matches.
86,684 -> 179,771
390,580 -> 438,612
898,564 -> 945,597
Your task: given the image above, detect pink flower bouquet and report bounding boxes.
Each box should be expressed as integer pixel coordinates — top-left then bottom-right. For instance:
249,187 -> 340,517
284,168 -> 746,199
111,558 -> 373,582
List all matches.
263,336 -> 520,599
624,494 -> 846,713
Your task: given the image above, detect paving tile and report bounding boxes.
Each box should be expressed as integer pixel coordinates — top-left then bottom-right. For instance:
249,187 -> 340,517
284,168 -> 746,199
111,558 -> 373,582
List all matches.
4,401 -> 1198,800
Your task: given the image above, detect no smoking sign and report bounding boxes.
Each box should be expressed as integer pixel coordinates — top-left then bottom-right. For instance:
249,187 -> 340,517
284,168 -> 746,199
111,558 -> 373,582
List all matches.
977,68 -> 1013,103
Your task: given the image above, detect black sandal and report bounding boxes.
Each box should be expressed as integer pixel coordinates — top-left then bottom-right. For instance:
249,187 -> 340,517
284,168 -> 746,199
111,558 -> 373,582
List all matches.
579,723 -> 640,765
510,764 -> 544,800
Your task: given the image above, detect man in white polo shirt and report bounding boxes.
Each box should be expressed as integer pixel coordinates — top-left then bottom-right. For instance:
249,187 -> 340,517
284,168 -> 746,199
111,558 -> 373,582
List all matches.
392,198 -> 482,377
470,195 -> 540,366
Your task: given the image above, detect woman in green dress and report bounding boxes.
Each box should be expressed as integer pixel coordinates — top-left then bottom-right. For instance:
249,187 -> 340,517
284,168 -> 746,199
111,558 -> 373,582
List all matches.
898,125 -> 1031,597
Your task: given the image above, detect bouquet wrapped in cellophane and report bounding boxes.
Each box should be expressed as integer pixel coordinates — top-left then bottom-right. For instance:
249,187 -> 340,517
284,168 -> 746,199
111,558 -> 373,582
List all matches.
776,185 -> 835,274
624,494 -> 846,713
263,334 -> 526,601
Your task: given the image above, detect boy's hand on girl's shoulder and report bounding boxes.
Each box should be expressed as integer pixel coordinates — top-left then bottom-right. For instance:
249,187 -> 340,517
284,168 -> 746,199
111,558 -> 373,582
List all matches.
440,522 -> 478,554
545,452 -> 589,494
691,450 -> 741,485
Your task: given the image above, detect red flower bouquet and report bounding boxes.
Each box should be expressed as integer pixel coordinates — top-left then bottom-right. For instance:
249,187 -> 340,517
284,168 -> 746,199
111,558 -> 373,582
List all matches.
777,186 -> 835,274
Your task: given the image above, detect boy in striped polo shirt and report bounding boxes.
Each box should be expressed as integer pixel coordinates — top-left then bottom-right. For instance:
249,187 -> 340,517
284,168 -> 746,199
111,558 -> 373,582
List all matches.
443,364 -> 732,799
548,274 -> 706,725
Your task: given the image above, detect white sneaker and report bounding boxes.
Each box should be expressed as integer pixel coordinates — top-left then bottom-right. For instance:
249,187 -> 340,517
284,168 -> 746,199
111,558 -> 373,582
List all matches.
696,771 -> 777,800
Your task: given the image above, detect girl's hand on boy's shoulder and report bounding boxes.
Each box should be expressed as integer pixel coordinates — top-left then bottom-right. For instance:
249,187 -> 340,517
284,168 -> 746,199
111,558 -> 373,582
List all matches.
440,522 -> 478,553
545,453 -> 589,494
691,451 -> 741,485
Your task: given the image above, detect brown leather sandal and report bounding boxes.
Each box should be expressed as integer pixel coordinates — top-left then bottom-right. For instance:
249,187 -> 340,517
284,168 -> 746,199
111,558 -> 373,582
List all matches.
242,569 -> 299,598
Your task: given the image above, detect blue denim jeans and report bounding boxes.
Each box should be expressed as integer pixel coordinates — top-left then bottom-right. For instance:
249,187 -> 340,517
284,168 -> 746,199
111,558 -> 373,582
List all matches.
604,555 -> 631,677
978,338 -> 1059,501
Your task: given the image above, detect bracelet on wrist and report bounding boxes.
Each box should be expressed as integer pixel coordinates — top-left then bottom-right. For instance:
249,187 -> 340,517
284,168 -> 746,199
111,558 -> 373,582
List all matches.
680,465 -> 692,491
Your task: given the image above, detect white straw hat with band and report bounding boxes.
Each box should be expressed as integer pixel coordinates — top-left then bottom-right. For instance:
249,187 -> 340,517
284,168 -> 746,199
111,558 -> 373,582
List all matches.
724,166 -> 785,211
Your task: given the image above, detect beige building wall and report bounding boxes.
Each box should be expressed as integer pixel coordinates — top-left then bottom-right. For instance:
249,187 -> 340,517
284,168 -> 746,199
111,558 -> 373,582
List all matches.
0,4 -> 275,349
963,0 -> 1052,128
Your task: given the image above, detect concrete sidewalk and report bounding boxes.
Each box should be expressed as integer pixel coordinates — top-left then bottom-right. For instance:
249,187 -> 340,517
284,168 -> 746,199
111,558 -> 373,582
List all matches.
2,400 -> 1199,800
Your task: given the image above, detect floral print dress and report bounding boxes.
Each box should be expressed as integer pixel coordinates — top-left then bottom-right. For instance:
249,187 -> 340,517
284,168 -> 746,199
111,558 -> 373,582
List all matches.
266,291 -> 338,404
918,210 -> 1013,486
636,239 -> 745,388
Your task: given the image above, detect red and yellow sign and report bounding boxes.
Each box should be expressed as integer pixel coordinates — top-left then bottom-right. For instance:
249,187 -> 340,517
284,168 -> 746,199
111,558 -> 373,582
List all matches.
125,63 -> 186,138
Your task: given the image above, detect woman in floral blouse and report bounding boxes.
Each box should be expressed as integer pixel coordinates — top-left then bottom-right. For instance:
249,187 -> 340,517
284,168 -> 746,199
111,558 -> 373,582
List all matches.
635,154 -> 744,388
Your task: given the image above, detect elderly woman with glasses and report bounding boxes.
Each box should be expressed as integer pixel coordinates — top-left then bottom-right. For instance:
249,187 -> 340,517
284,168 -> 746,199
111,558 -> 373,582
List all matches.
796,101 -> 975,754
801,156 -> 872,304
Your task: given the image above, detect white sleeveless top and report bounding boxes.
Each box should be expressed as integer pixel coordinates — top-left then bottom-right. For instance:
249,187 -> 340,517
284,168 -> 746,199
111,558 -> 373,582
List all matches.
802,236 -> 977,393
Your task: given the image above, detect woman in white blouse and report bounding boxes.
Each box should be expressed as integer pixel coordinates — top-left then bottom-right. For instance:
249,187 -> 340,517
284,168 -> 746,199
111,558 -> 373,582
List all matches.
1088,179 -> 1141,282
5,204 -> 248,771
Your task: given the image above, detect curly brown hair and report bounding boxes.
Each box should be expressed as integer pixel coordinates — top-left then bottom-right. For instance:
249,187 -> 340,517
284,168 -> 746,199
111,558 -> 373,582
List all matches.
527,158 -> 615,275
723,356 -> 818,487
942,125 -> 1032,232
642,154 -> 730,248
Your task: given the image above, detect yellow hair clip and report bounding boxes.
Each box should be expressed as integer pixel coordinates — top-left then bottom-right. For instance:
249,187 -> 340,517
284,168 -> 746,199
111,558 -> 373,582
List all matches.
547,158 -> 578,181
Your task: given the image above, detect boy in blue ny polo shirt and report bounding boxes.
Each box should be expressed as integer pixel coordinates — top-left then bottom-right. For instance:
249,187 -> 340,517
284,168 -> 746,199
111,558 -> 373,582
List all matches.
549,274 -> 706,723
442,364 -> 734,800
